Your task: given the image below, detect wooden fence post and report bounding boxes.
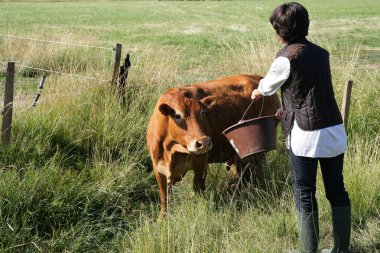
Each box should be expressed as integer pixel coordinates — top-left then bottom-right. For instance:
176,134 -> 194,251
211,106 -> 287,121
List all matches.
118,53 -> 131,106
111,43 -> 122,90
2,61 -> 15,145
341,80 -> 353,128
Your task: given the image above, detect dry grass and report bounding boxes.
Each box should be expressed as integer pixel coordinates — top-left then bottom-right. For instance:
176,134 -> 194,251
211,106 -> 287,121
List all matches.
0,1 -> 379,252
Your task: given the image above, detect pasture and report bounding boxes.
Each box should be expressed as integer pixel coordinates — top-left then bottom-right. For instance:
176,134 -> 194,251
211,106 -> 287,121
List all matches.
0,0 -> 379,252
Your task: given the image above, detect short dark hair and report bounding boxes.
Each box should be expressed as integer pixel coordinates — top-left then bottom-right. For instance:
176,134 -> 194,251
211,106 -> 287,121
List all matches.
269,2 -> 309,43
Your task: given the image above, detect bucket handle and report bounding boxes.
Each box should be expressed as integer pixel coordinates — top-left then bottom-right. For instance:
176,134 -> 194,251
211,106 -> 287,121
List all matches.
239,96 -> 265,123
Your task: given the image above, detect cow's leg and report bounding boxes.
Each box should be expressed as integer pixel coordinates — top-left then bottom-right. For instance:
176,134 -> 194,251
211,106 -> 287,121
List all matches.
240,153 -> 267,186
229,153 -> 267,191
166,177 -> 173,213
192,154 -> 208,193
251,152 -> 266,184
229,155 -> 244,192
226,157 -> 234,171
232,156 -> 251,190
153,167 -> 169,216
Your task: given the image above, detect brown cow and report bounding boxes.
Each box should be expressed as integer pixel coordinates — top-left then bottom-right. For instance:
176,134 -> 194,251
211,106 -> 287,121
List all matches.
146,74 -> 280,215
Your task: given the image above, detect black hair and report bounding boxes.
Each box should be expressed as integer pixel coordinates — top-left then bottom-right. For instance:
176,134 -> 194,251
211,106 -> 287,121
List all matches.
269,2 -> 309,43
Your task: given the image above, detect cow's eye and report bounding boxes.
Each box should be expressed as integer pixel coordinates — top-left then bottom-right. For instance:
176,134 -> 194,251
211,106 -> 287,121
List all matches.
174,114 -> 182,120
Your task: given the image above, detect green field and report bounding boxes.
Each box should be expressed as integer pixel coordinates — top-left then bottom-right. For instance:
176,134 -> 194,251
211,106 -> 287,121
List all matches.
0,1 -> 379,252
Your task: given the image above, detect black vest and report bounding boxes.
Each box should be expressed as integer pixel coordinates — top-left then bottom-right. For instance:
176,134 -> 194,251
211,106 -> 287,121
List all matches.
277,37 -> 343,138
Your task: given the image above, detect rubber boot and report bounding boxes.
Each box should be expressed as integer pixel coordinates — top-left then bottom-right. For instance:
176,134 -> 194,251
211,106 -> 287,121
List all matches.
321,206 -> 351,253
298,211 -> 319,253
331,206 -> 351,253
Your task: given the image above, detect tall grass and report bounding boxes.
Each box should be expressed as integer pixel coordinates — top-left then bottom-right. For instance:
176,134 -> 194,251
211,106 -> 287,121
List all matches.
0,1 -> 379,252
0,33 -> 112,77
0,38 -> 378,252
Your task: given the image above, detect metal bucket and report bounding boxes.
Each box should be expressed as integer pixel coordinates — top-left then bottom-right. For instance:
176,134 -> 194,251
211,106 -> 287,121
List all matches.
222,115 -> 277,159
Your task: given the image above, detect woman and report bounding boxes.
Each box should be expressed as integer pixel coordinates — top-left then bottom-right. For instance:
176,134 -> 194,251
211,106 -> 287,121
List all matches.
251,3 -> 351,253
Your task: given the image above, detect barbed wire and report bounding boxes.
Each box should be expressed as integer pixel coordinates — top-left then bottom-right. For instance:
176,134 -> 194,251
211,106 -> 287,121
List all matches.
0,36 -> 118,115
0,61 -> 110,83
0,33 -> 114,51
17,64 -> 110,83
0,66 -> 111,113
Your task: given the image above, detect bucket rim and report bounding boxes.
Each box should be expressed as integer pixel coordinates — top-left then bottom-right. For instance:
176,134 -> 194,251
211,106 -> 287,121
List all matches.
222,115 -> 276,135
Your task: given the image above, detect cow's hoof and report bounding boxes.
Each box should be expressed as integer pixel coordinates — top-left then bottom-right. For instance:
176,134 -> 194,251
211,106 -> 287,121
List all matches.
157,210 -> 168,220
228,183 -> 240,194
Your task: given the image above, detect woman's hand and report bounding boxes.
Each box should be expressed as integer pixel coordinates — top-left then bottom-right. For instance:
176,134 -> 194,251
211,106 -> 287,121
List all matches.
275,107 -> 283,120
251,89 -> 263,101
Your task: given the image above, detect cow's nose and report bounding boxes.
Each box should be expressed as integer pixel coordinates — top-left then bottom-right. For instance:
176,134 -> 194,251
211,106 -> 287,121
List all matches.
196,137 -> 212,150
188,137 -> 212,154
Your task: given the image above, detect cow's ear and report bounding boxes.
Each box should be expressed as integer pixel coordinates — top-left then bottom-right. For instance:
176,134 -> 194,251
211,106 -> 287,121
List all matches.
200,96 -> 216,110
159,103 -> 174,116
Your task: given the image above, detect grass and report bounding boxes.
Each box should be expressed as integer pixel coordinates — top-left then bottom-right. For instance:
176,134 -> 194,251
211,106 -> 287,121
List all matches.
0,0 -> 379,252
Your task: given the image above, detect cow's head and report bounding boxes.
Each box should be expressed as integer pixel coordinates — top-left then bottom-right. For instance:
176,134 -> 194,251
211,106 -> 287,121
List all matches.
159,88 -> 215,154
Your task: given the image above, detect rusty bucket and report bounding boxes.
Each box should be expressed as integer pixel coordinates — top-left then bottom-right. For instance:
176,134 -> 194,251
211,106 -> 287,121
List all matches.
222,115 -> 277,159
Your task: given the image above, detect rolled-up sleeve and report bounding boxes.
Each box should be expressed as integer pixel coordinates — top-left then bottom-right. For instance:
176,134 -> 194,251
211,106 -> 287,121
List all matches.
258,56 -> 290,96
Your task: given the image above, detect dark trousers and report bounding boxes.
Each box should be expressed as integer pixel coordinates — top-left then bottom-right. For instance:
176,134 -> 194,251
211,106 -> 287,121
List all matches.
289,149 -> 351,212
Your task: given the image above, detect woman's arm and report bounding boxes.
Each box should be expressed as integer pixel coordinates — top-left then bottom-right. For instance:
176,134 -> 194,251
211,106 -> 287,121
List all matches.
251,56 -> 290,100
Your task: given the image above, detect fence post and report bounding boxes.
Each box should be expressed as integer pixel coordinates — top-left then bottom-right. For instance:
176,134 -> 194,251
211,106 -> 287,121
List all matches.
111,43 -> 122,90
118,53 -> 131,106
2,61 -> 15,145
341,80 -> 353,128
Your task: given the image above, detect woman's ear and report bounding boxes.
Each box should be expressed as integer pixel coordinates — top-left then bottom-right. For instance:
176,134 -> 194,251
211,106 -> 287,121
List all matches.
159,104 -> 174,116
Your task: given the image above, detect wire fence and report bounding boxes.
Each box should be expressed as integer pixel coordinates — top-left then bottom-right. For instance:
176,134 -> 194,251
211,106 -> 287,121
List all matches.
0,33 -> 114,51
0,63 -> 111,113
0,33 -> 118,116
0,33 -> 114,84
12,63 -> 110,83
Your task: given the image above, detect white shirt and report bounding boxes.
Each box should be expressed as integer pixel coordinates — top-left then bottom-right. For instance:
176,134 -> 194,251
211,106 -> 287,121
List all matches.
257,56 -> 347,158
